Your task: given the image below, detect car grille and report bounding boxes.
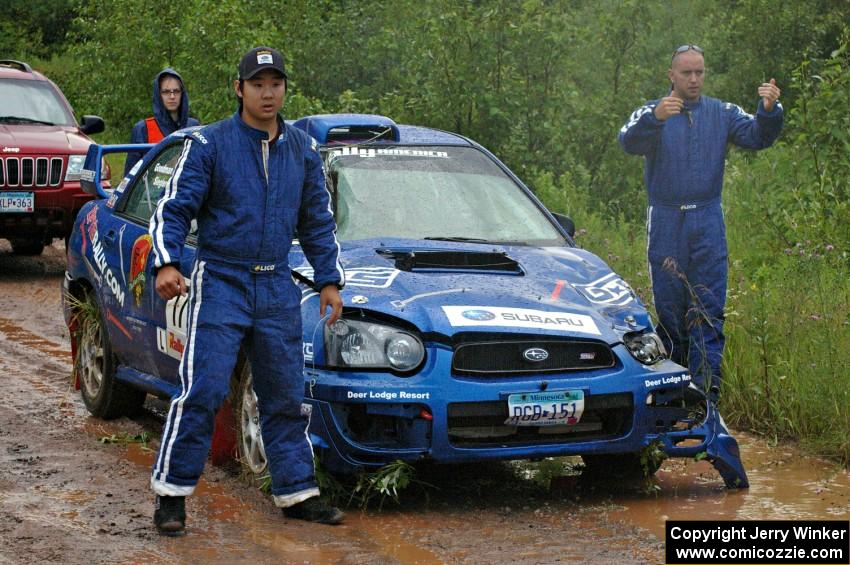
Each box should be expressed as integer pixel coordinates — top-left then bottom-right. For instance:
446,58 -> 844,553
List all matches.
452,338 -> 615,376
447,393 -> 632,447
0,157 -> 63,187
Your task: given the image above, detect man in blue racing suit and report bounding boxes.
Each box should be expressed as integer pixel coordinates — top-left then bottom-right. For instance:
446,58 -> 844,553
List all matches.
619,45 -> 783,402
149,47 -> 346,535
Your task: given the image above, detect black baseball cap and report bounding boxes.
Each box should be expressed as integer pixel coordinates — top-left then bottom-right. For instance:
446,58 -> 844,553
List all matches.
238,46 -> 287,80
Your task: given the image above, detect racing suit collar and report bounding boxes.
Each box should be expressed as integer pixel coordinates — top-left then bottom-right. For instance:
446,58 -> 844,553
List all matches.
683,97 -> 702,110
233,111 -> 288,143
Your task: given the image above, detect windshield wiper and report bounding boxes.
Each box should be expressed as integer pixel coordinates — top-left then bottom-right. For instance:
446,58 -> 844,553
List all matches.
0,116 -> 55,126
424,236 -> 491,243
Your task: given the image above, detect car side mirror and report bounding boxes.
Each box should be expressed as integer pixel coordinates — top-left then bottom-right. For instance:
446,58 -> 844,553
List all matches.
80,115 -> 105,135
552,213 -> 576,238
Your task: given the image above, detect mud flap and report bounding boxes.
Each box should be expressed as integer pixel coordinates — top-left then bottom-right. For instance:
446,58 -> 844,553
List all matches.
704,409 -> 749,489
211,398 -> 237,466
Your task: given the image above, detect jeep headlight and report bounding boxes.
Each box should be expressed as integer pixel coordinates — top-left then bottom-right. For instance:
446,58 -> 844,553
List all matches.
324,318 -> 424,372
65,155 -> 85,181
624,331 -> 667,365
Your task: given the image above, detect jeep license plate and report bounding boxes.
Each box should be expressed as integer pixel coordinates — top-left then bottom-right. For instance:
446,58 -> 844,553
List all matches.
505,390 -> 584,426
0,192 -> 34,213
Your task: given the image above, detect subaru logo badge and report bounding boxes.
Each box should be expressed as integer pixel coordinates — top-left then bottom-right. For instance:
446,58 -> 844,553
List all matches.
523,348 -> 549,362
462,309 -> 496,321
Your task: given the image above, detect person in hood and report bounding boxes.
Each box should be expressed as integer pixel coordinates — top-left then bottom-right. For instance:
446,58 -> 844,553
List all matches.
618,45 -> 783,403
123,68 -> 200,176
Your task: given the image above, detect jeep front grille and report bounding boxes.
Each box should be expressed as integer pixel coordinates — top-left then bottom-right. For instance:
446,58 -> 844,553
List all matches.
0,157 -> 63,188
452,338 -> 615,376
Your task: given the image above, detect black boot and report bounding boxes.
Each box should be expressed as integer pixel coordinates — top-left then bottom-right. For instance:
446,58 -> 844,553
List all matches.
154,495 -> 186,536
282,497 -> 344,525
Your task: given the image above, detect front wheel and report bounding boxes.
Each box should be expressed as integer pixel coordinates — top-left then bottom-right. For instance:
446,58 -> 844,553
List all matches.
76,294 -> 145,419
234,364 -> 268,477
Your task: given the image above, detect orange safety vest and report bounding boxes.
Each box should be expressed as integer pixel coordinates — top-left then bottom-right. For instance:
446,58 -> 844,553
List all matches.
144,117 -> 165,143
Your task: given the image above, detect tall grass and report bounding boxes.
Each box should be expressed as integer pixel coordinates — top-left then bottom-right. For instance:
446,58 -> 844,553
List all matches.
722,147 -> 850,463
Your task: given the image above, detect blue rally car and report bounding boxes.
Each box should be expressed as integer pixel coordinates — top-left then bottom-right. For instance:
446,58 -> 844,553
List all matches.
63,114 -> 748,488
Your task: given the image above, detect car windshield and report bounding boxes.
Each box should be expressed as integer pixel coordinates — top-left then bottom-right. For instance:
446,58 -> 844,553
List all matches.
0,78 -> 75,126
326,146 -> 566,246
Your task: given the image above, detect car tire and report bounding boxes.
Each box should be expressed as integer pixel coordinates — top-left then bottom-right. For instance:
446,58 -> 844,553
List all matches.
76,296 -> 145,419
233,363 -> 268,477
581,452 -> 662,481
10,239 -> 45,256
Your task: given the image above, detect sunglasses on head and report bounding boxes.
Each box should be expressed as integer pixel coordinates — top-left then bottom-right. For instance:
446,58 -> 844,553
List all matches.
672,44 -> 703,59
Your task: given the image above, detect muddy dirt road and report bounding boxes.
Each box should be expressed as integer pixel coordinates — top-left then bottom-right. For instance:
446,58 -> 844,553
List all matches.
1,241 -> 848,564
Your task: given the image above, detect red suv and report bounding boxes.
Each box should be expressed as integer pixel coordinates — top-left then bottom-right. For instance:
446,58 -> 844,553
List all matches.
0,59 -> 106,255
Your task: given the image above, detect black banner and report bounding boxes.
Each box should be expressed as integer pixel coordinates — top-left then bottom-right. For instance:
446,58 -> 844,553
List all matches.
666,520 -> 849,564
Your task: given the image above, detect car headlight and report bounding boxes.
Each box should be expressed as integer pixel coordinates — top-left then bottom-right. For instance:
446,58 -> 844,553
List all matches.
624,331 -> 667,365
324,318 -> 425,372
65,155 -> 85,181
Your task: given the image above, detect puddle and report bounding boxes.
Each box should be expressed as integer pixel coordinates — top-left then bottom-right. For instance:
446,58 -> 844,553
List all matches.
346,511 -> 448,564
122,443 -> 446,563
610,432 -> 850,538
17,329 -> 845,563
0,317 -> 70,363
121,440 -> 364,563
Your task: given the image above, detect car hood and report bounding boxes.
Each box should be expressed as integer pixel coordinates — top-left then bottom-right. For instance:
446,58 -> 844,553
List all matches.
0,125 -> 91,154
294,238 -> 652,344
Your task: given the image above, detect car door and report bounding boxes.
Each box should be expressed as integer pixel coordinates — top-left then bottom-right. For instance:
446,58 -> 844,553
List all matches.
113,141 -> 196,382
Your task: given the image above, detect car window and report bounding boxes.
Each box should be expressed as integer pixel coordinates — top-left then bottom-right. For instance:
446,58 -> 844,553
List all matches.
122,144 -> 183,223
325,146 -> 566,246
0,78 -> 76,126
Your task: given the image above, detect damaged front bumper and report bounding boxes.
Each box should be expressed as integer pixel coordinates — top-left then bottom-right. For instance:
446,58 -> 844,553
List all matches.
304,349 -> 749,489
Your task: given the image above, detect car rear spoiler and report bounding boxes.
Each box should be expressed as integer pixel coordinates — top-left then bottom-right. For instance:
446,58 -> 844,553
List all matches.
80,143 -> 154,199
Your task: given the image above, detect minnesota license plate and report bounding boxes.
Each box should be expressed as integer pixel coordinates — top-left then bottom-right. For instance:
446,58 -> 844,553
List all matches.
0,192 -> 34,213
505,390 -> 584,426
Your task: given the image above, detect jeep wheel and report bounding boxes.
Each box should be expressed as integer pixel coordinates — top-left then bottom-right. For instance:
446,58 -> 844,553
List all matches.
10,239 -> 44,256
234,364 -> 268,476
581,452 -> 662,481
76,296 -> 145,419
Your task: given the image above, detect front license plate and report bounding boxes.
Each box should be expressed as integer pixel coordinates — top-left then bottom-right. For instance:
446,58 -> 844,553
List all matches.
505,390 -> 585,427
0,192 -> 34,213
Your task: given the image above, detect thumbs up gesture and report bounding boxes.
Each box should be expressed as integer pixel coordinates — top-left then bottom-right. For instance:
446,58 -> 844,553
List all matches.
654,90 -> 685,121
758,78 -> 781,112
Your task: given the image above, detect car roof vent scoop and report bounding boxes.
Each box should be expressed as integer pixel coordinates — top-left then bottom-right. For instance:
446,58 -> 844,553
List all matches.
0,60 -> 33,73
292,114 -> 400,144
376,249 -> 523,275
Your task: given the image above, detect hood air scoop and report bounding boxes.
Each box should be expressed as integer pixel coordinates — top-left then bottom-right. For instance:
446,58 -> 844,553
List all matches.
376,248 -> 522,274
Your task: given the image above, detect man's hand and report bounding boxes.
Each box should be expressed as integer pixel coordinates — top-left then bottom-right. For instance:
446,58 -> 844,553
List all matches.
653,92 -> 684,121
155,265 -> 188,301
758,78 -> 781,112
320,285 -> 343,326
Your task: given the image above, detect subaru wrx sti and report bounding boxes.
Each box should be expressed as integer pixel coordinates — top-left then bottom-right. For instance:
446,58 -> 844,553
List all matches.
63,114 -> 748,488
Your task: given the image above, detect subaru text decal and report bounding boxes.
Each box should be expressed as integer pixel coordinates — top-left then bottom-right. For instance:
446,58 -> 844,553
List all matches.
441,306 -> 601,335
